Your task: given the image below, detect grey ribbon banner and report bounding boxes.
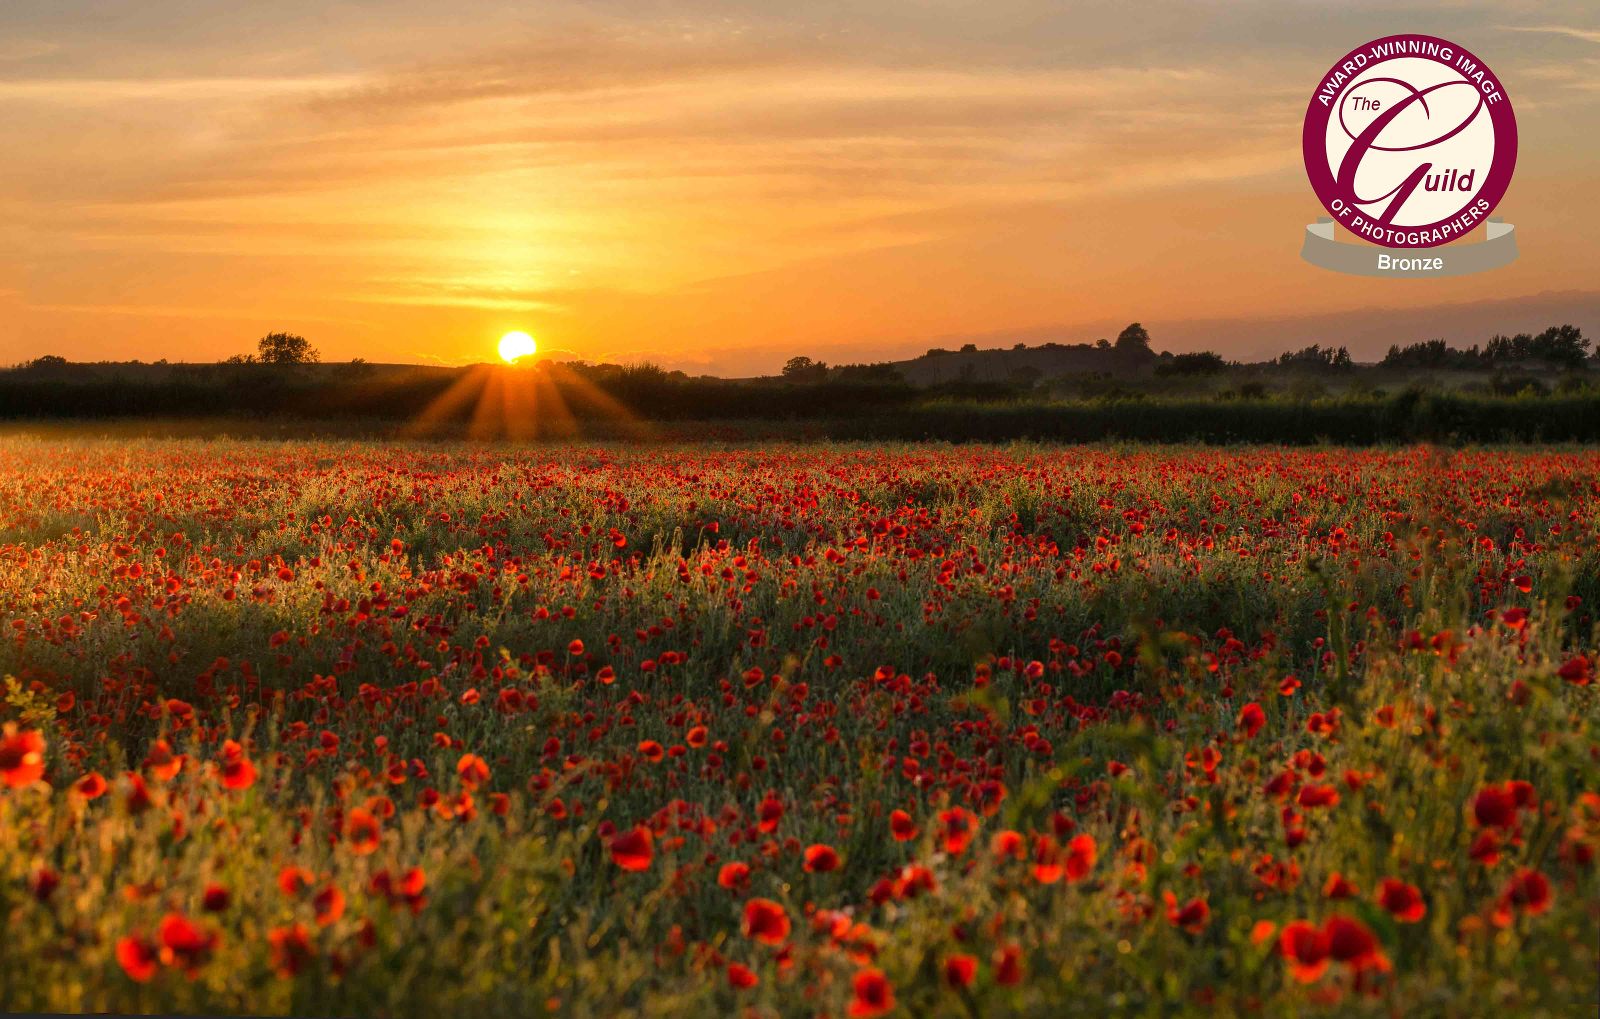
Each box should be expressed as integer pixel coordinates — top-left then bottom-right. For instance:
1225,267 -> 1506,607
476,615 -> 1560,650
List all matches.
1301,217 -> 1517,277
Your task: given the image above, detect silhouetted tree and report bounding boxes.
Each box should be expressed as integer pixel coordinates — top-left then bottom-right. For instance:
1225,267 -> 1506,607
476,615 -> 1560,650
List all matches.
1529,324 -> 1587,369
257,332 -> 320,365
1114,323 -> 1152,353
1276,344 -> 1351,370
834,362 -> 906,384
781,356 -> 829,382
1157,351 -> 1227,376
1382,326 -> 1587,370
1381,338 -> 1481,369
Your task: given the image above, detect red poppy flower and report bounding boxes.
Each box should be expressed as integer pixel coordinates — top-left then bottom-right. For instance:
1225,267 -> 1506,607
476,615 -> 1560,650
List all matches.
268,923 -> 315,978
144,738 -> 182,782
718,861 -> 751,891
370,867 -> 428,913
157,912 -> 219,974
1321,872 -> 1358,899
938,807 -> 979,856
313,884 -> 346,926
944,953 -> 977,988
1296,783 -> 1340,809
218,739 -> 256,790
803,843 -> 840,873
1277,920 -> 1330,983
116,935 -> 160,982
30,867 -> 59,902
1324,915 -> 1388,972
848,967 -> 895,1017
1558,655 -> 1593,686
124,772 -> 153,814
993,943 -> 1024,986
0,725 -> 46,788
1470,829 -> 1503,866
1032,835 -> 1064,884
1064,833 -> 1097,881
742,897 -> 791,945
608,825 -> 654,871
346,807 -> 382,855
889,809 -> 917,841
1473,784 -> 1519,829
637,740 -> 665,763
1377,878 -> 1426,923
202,883 -> 230,912
727,962 -> 758,989
456,753 -> 490,788
278,866 -> 314,897
1237,702 -> 1266,738
1498,868 -> 1552,921
757,795 -> 784,833
1164,892 -> 1210,933
991,829 -> 1025,860
892,863 -> 937,899
75,771 -> 108,799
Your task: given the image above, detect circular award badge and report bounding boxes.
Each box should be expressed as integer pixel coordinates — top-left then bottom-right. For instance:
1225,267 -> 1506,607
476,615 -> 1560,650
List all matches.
1302,34 -> 1516,252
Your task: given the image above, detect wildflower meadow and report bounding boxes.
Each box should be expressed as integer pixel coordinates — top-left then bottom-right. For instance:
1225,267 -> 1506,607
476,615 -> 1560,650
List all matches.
1,437 -> 1596,1016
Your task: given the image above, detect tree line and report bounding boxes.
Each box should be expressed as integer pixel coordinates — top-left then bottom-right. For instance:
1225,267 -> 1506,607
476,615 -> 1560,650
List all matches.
1380,325 -> 1589,370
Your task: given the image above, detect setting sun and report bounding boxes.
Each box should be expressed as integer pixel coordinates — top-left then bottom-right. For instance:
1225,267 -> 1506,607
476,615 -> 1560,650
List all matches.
497,331 -> 537,363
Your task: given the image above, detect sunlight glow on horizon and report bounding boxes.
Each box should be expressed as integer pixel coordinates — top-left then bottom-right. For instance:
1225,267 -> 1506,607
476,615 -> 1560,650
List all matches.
497,331 -> 537,364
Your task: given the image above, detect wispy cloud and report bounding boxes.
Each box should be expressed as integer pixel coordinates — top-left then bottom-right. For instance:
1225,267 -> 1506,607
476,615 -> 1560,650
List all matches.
0,39 -> 59,63
21,301 -> 372,326
1498,24 -> 1600,44
0,74 -> 360,103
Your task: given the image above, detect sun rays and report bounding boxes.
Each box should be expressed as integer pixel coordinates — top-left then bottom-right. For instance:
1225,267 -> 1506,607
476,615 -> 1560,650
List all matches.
401,361 -> 647,440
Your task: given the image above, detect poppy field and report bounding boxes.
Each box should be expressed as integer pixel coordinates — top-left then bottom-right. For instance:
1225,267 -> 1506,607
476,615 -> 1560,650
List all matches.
1,437 -> 1597,1017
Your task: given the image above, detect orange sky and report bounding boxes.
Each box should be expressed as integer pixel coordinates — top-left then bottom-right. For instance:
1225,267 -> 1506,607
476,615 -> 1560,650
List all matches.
2,2 -> 1597,374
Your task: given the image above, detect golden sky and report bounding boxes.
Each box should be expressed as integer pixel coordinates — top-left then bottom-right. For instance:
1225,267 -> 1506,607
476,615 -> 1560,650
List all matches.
2,1 -> 1597,374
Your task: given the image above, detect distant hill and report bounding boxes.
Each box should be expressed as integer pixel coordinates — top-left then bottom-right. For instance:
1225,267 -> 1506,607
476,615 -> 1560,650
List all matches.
789,322 -> 1170,387
884,341 -> 1158,386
